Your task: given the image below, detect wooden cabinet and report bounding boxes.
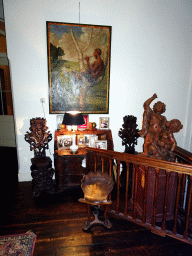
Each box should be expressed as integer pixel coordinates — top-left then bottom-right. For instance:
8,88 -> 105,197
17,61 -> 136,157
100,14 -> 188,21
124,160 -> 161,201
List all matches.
54,129 -> 113,192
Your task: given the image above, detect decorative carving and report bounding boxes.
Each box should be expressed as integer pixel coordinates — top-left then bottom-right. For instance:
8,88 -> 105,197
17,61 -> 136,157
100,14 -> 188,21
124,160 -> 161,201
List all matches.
139,94 -> 183,161
31,157 -> 55,197
118,115 -> 140,154
25,118 -> 52,157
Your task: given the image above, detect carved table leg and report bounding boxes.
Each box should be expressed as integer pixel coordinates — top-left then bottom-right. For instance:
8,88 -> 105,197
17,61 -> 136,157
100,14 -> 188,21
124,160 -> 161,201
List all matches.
79,199 -> 112,231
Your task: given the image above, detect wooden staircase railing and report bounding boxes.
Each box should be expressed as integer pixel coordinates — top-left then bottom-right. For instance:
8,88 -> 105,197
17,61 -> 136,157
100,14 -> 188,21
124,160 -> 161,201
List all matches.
86,146 -> 192,244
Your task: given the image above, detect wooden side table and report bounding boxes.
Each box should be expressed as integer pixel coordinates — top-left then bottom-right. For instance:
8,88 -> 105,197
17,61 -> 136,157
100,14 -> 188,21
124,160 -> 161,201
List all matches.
78,198 -> 112,231
54,129 -> 114,192
31,157 -> 55,197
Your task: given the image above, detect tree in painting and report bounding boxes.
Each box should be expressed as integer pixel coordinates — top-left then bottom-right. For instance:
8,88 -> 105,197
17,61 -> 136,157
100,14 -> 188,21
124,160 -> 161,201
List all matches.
50,43 -> 65,62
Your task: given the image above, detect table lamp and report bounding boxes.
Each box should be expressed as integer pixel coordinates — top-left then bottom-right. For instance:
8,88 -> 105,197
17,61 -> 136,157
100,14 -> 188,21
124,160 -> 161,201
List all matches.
62,112 -> 85,154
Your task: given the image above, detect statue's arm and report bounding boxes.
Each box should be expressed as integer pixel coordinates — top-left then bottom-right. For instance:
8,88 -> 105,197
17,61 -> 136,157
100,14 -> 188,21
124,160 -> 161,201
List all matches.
169,133 -> 177,152
143,93 -> 157,110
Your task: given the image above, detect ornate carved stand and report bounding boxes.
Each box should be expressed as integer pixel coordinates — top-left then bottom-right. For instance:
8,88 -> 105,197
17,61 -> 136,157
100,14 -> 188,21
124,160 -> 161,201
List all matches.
78,198 -> 112,231
31,157 -> 55,197
118,115 -> 140,191
25,117 -> 54,197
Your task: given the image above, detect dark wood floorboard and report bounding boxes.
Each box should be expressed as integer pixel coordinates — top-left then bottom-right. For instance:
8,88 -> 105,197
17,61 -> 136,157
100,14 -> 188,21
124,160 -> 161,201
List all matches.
1,181 -> 192,255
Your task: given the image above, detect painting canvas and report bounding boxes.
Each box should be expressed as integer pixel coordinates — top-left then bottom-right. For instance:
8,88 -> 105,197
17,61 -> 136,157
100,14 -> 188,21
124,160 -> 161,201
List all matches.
47,22 -> 111,114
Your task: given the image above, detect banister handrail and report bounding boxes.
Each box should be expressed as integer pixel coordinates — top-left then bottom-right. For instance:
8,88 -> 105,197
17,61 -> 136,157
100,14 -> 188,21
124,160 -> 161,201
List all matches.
86,147 -> 192,175
175,146 -> 192,164
86,146 -> 192,245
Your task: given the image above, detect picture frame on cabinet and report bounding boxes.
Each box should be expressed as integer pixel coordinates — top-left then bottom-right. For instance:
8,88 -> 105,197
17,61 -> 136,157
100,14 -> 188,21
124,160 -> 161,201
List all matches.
77,134 -> 85,148
78,115 -> 89,130
84,134 -> 91,146
89,135 -> 98,147
57,135 -> 73,150
56,115 -> 64,130
94,140 -> 107,149
99,117 -> 109,129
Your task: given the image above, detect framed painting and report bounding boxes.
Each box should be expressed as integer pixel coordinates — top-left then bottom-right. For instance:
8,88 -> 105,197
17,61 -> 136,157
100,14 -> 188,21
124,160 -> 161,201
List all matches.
47,22 -> 111,114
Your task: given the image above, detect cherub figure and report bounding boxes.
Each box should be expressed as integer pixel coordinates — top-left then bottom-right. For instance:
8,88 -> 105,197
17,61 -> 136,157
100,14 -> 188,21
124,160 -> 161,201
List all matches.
143,114 -> 164,159
158,119 -> 183,161
139,94 -> 183,161
139,94 -> 167,137
139,94 -> 167,158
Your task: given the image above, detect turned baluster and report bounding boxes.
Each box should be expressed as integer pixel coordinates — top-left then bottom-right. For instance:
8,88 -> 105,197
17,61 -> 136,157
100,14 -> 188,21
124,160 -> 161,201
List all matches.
183,175 -> 192,240
142,165 -> 148,223
151,168 -> 160,227
108,158 -> 113,200
124,161 -> 130,216
133,164 -> 139,220
180,174 -> 187,211
161,171 -> 171,231
109,158 -> 113,177
94,154 -> 97,172
115,160 -> 121,213
173,173 -> 182,234
101,157 -> 105,173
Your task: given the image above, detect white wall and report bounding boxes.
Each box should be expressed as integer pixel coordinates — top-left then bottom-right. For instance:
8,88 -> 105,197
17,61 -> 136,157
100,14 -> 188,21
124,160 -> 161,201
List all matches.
3,0 -> 192,181
0,115 -> 16,146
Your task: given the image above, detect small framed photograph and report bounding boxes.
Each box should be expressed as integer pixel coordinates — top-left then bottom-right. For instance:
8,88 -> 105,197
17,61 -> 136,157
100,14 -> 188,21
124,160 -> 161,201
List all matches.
78,115 -> 89,130
84,134 -> 91,146
77,135 -> 85,148
99,117 -> 109,129
89,135 -> 98,147
94,140 -> 107,149
56,115 -> 64,130
57,135 -> 73,150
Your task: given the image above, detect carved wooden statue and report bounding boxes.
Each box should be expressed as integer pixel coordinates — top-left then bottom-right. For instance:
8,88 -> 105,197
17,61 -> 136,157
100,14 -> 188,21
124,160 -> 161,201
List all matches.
139,94 -> 183,161
25,117 -> 52,158
118,115 -> 140,154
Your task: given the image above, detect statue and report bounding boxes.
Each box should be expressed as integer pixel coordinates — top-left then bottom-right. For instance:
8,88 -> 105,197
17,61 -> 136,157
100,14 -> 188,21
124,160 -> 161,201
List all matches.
139,94 -> 183,161
25,118 -> 52,158
118,115 -> 140,154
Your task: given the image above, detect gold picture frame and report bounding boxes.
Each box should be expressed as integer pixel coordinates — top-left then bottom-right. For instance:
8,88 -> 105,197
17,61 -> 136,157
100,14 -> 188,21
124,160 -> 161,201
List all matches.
77,134 -> 85,148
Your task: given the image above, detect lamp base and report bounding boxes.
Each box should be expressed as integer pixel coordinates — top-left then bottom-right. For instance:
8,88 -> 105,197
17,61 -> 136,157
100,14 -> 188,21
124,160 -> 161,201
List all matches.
70,144 -> 78,154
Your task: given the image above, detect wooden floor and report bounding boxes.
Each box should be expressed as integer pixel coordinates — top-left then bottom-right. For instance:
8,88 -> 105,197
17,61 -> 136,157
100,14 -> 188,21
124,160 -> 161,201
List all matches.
0,182 -> 192,256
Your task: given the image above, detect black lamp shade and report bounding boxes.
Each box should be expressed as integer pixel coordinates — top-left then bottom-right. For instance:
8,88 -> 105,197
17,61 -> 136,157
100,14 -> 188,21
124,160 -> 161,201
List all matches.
62,112 -> 85,126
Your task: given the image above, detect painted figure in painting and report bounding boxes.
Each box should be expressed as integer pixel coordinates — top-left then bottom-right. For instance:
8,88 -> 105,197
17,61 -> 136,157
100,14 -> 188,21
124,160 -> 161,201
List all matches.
84,48 -> 104,82
139,94 -> 183,161
78,48 -> 105,110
